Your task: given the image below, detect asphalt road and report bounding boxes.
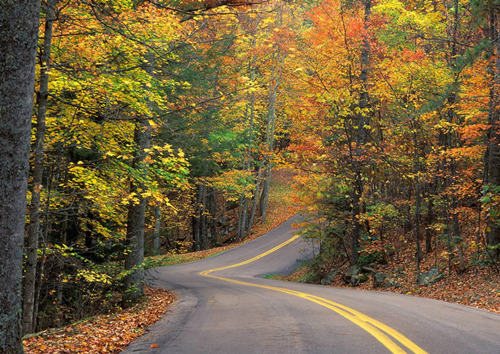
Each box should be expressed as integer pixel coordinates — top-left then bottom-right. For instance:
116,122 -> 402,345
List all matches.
124,216 -> 500,354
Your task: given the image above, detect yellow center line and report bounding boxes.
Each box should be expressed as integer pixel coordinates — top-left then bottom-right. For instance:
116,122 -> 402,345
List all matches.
199,235 -> 428,354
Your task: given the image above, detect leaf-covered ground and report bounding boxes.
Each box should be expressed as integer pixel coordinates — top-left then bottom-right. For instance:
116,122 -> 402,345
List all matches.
23,287 -> 175,353
276,240 -> 499,314
345,245 -> 500,314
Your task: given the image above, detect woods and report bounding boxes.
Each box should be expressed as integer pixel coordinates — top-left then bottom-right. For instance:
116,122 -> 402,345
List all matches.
286,0 -> 499,300
0,0 -> 499,352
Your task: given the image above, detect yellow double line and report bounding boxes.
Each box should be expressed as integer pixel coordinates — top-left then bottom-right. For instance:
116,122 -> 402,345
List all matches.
200,235 -> 427,354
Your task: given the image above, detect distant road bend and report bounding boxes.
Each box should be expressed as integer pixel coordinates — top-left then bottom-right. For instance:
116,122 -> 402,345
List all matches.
125,216 -> 500,354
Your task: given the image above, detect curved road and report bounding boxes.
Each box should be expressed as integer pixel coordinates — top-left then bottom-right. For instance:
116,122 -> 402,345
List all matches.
124,216 -> 500,353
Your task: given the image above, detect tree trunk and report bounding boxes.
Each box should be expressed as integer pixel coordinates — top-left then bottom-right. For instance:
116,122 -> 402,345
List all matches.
260,165 -> 273,223
0,0 -> 40,350
209,189 -> 218,245
200,184 -> 209,250
238,197 -> 248,240
125,119 -> 151,300
23,0 -> 57,335
33,165 -> 55,332
247,167 -> 263,235
350,0 -> 372,265
413,130 -> 422,278
260,62 -> 280,223
443,0 -> 461,270
193,184 -> 202,251
425,191 -> 433,254
260,4 -> 285,223
153,206 -> 161,255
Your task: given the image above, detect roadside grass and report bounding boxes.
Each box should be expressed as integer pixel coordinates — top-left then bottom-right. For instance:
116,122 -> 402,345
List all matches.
144,249 -> 228,269
265,263 -> 315,283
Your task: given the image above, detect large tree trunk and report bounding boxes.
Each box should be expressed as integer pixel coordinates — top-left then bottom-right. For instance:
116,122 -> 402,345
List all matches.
125,119 -> 151,301
23,0 -> 57,335
0,1 -> 40,351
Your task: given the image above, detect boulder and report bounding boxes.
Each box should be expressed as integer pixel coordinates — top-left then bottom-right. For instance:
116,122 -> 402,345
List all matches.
343,265 -> 361,286
320,269 -> 340,285
417,268 -> 443,286
359,273 -> 369,283
372,272 -> 388,288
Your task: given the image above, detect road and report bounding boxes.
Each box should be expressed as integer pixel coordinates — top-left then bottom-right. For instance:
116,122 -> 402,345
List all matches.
124,216 -> 500,353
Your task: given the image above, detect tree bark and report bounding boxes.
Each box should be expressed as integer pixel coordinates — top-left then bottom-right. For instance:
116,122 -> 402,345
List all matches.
238,197 -> 248,240
259,70 -> 278,221
208,189 -> 218,245
413,130 -> 422,278
200,184 -> 209,249
0,0 -> 40,351
23,0 -> 57,335
260,55 -> 282,222
193,183 -> 202,251
260,4 -> 285,223
153,206 -> 161,255
350,0 -> 372,264
125,119 -> 151,300
425,191 -> 434,254
247,167 -> 263,235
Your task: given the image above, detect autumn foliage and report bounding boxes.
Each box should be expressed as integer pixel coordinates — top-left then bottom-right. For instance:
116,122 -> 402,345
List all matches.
11,0 -> 500,349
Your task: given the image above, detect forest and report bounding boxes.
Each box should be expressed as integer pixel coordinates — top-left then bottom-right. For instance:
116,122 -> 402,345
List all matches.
0,0 -> 498,352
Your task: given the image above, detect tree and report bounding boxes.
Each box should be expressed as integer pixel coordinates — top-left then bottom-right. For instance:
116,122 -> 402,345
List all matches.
23,0 -> 58,335
0,0 -> 260,349
0,0 -> 40,351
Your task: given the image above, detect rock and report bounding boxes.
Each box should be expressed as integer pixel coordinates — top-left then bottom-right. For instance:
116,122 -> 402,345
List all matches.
372,272 -> 388,288
385,278 -> 401,288
343,265 -> 361,286
320,269 -> 340,285
417,268 -> 444,286
394,266 -> 405,273
361,266 -> 376,274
